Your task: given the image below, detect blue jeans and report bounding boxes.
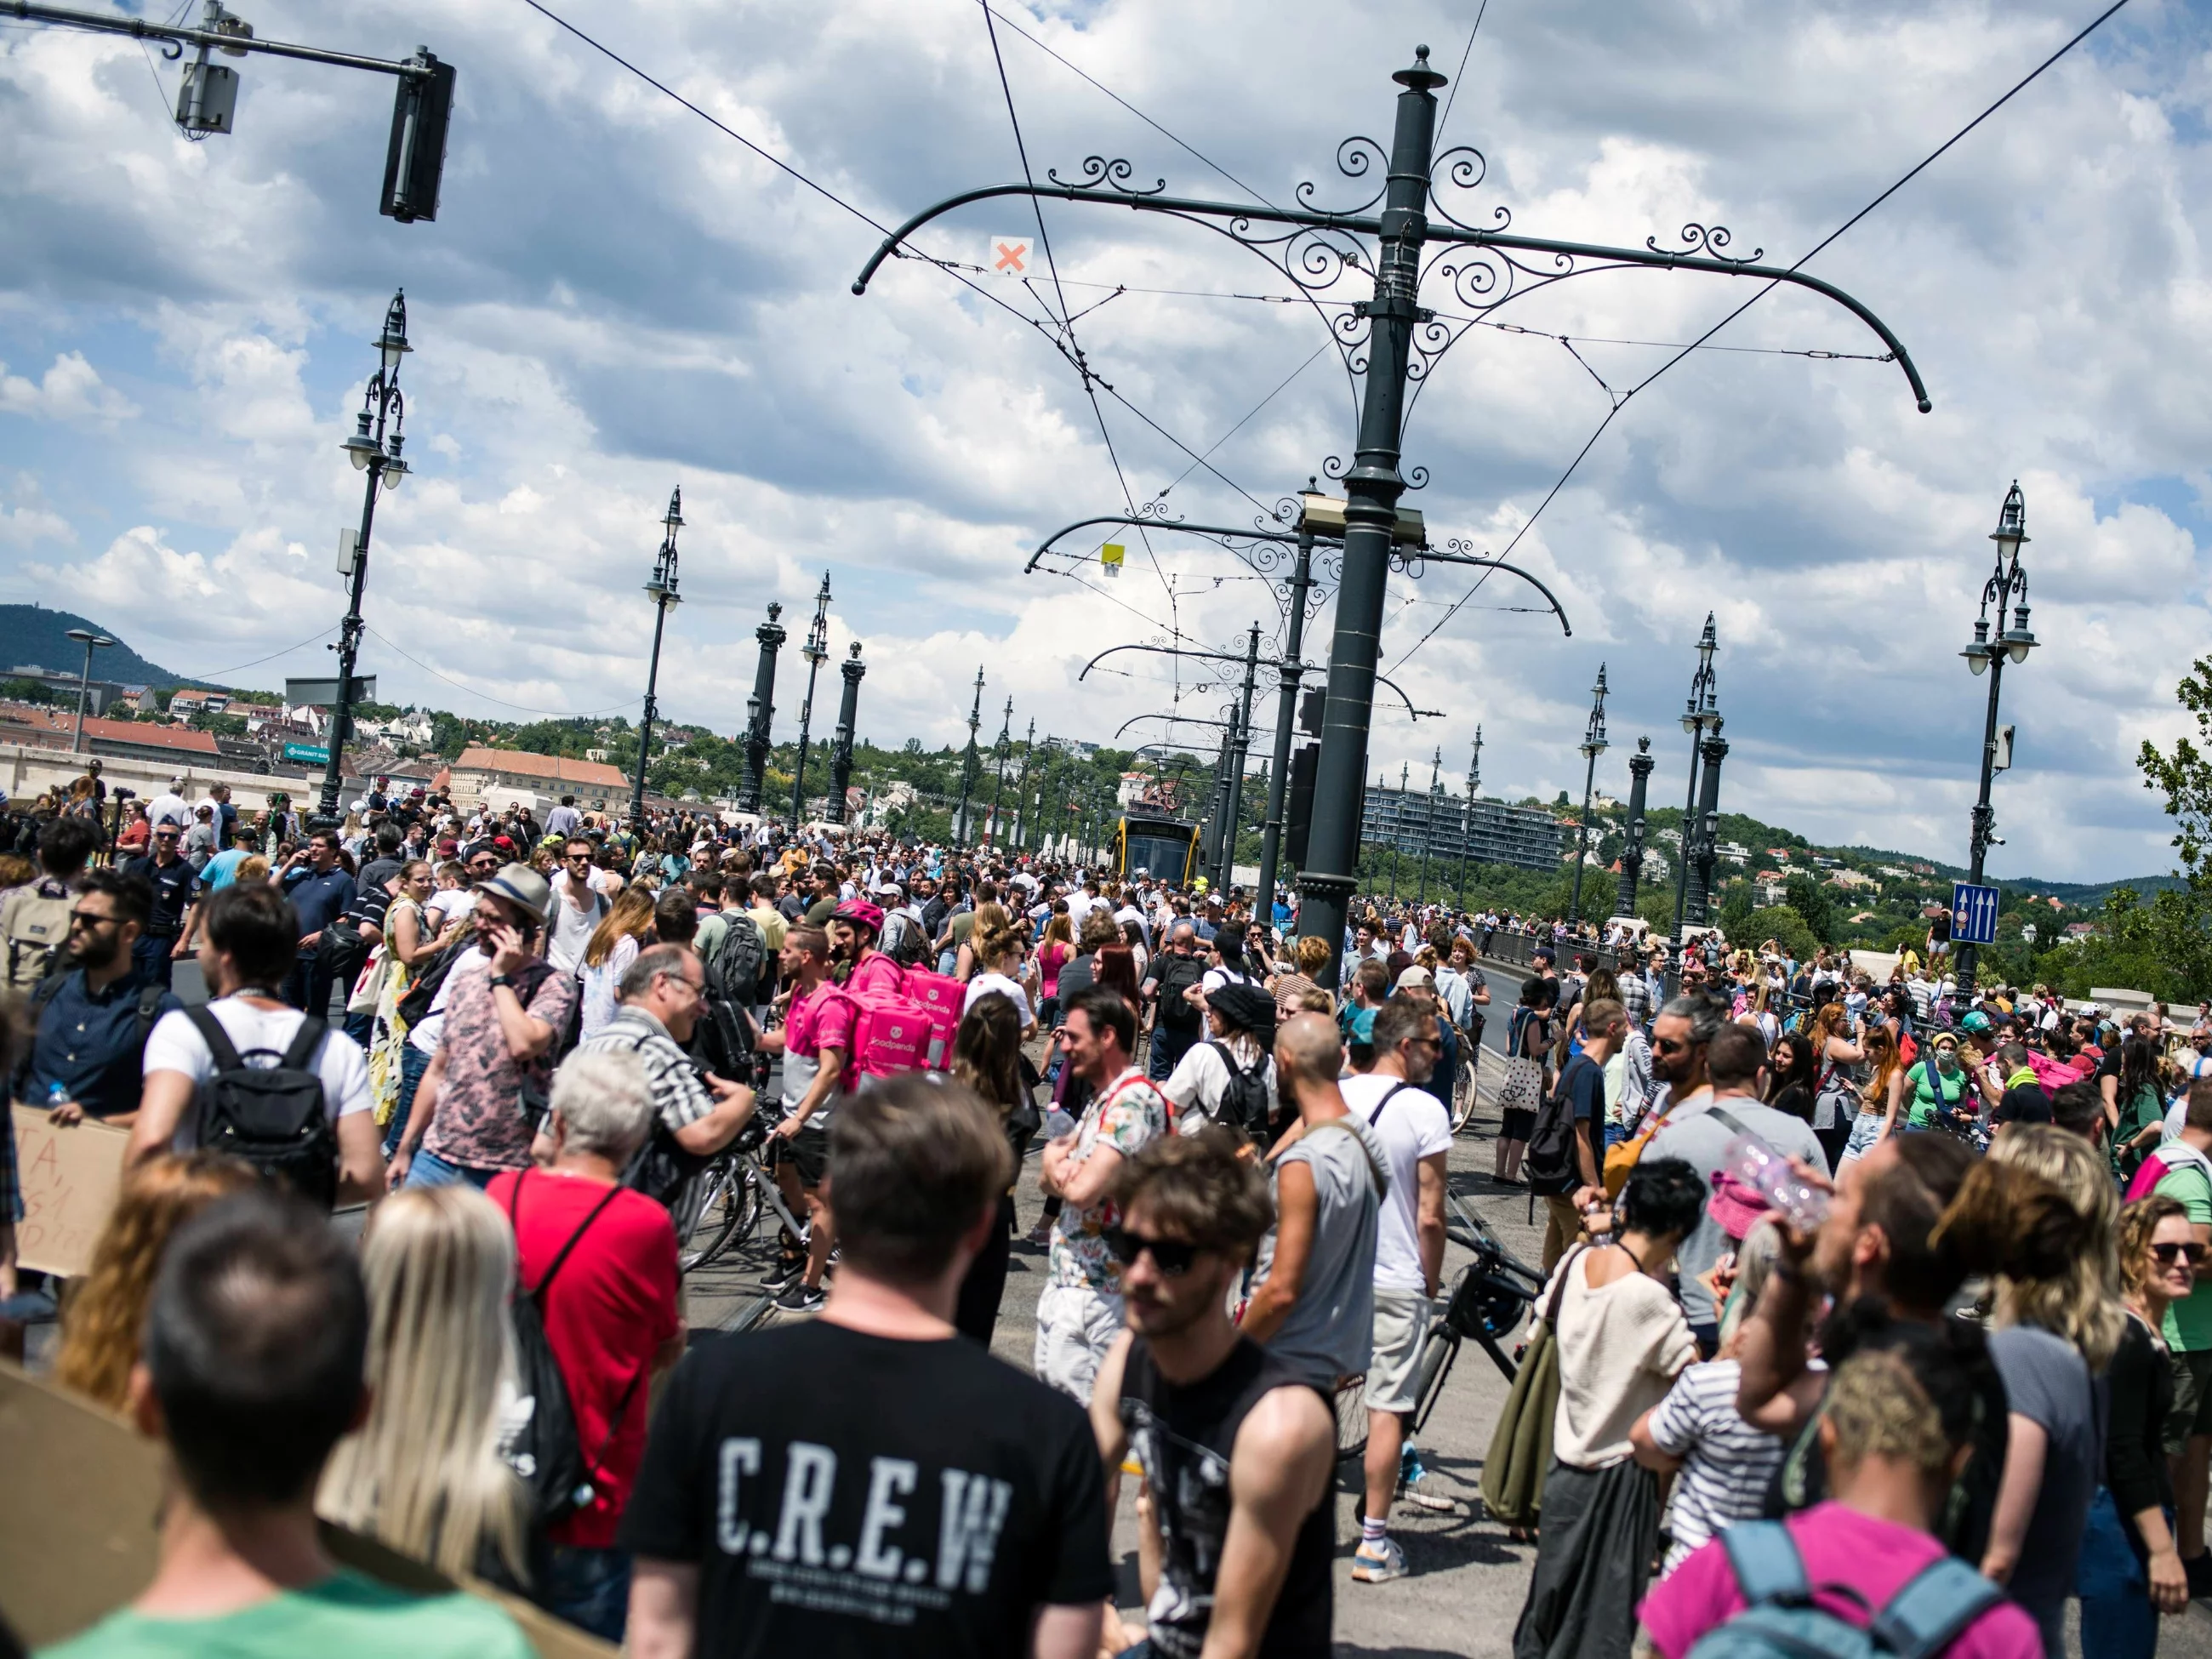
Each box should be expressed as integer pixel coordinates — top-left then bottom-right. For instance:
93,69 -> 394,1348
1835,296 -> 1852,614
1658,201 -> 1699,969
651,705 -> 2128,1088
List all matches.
131,933 -> 176,989
2077,1485 -> 2160,1659
544,1545 -> 630,1644
404,1146 -> 498,1190
385,1043 -> 430,1158
1149,1025 -> 1197,1082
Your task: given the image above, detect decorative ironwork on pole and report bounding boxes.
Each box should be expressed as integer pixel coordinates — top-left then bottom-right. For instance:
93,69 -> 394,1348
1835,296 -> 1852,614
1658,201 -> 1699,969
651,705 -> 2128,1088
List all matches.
989,696 -> 1014,847
630,487 -> 683,830
1953,482 -> 2037,994
1670,613 -> 1720,976
856,44 -> 1929,983
789,573 -> 832,830
955,667 -> 984,846
739,602 -> 784,816
828,641 -> 865,826
1569,664 -> 1610,926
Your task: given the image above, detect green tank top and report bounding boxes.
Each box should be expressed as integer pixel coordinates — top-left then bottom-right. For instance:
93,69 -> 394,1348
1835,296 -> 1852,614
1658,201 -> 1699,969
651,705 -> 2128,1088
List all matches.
1906,1059 -> 1964,1127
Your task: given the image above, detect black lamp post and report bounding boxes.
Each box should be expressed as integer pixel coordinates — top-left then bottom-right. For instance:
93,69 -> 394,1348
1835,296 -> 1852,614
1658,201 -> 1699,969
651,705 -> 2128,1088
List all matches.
1568,664 -> 1611,929
828,641 -> 866,825
1689,721 -> 1729,932
988,697 -> 1013,847
1954,482 -> 2038,994
954,668 -> 983,845
789,573 -> 831,831
857,49 -> 1928,990
1669,614 -> 1720,978
1617,735 -> 1655,919
739,603 -> 784,816
1012,717 -> 1035,849
65,626 -> 115,751
1457,727 -> 1481,910
628,488 -> 683,831
321,288 -> 410,823
1418,745 -> 1441,904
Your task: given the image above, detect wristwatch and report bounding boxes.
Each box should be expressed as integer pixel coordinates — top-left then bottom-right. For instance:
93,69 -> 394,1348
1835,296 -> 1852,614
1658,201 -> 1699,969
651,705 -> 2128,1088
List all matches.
488,974 -> 515,989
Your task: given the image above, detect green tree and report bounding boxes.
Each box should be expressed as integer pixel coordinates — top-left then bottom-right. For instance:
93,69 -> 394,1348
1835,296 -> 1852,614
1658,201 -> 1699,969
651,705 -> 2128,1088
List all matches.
2125,656 -> 2212,999
1782,875 -> 1839,946
1747,904 -> 1821,964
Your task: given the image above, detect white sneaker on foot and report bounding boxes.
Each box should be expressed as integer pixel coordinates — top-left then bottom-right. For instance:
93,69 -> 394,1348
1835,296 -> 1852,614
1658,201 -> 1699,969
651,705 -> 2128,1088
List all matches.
1351,1536 -> 1408,1582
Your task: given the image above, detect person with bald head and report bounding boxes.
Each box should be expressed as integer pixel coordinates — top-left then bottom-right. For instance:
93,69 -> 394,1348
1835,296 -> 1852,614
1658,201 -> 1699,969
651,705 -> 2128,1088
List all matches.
1243,1012 -> 1387,1398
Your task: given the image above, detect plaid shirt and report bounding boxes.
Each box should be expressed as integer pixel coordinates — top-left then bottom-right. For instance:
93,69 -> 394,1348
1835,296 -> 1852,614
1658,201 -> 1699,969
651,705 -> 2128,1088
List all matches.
580,1006 -> 715,1133
1617,968 -> 1652,1029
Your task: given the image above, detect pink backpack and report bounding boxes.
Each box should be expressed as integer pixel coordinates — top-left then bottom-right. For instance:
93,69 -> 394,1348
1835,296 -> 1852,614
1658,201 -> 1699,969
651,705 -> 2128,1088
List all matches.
903,967 -> 966,1023
843,991 -> 935,1079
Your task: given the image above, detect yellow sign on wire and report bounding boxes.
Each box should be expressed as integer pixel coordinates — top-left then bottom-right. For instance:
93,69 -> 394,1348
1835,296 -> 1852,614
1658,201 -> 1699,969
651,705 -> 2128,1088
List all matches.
1101,542 -> 1125,579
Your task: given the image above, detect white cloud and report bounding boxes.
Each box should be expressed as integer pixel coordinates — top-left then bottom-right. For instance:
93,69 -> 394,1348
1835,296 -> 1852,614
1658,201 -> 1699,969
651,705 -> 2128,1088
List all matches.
0,0 -> 2207,881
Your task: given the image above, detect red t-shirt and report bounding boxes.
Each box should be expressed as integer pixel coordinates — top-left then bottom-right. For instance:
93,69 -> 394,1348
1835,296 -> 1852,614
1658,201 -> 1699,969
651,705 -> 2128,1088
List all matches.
489,1167 -> 681,1548
1638,1502 -> 2039,1659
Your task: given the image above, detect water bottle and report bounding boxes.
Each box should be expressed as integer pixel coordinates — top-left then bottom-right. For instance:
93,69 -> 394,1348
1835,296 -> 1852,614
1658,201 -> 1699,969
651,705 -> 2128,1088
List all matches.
1722,1132 -> 1830,1233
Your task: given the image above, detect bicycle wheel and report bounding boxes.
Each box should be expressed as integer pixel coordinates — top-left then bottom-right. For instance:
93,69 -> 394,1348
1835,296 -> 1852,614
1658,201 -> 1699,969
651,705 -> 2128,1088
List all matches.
1332,1374 -> 1370,1462
681,1160 -> 761,1273
1450,1048 -> 1478,1134
1411,1322 -> 1458,1436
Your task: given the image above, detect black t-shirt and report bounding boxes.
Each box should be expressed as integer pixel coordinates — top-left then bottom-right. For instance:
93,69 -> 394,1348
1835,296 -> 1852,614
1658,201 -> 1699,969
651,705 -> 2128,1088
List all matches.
124,852 -> 199,935
1145,952 -> 1206,1031
1995,1081 -> 2053,1126
1119,1335 -> 1331,1659
620,1321 -> 1111,1659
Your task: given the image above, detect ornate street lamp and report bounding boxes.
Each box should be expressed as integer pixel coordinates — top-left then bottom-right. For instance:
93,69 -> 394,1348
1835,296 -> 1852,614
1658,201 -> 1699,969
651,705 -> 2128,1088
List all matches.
789,573 -> 832,830
629,489 -> 682,830
1568,664 -> 1610,929
1954,482 -> 2037,992
1669,615 -> 1722,985
319,288 -> 409,823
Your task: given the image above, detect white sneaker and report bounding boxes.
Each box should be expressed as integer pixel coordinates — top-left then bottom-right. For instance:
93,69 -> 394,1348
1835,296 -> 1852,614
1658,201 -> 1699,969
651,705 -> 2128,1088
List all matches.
1351,1536 -> 1408,1582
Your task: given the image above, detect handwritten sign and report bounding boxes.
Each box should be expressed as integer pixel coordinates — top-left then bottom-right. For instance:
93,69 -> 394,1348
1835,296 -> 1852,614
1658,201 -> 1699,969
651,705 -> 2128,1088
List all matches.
10,1106 -> 131,1278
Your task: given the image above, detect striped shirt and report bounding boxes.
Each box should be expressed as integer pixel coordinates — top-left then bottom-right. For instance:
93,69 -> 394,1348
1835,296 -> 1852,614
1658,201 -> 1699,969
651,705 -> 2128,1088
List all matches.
1648,1358 -> 1786,1572
579,1006 -> 715,1134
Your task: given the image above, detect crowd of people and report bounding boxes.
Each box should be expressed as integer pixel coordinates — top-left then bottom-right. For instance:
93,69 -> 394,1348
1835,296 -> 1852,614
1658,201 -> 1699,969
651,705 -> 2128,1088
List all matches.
0,778 -> 2204,1659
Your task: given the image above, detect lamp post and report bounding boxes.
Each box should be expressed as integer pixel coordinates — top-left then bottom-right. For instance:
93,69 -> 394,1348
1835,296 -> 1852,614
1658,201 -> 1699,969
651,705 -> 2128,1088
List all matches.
828,641 -> 866,825
1390,763 -> 1409,901
954,667 -> 983,845
1617,735 -> 1655,919
739,603 -> 785,816
858,51 -> 1929,990
988,697 -> 1013,847
1457,727 -> 1482,910
1012,717 -> 1035,849
1257,504 -> 1320,919
628,488 -> 683,830
1568,664 -> 1611,929
1955,482 -> 2038,995
64,627 -> 115,751
1213,624 -> 1262,890
321,288 -> 411,823
789,573 -> 832,831
1688,721 -> 1729,931
1418,744 -> 1441,904
1669,614 -> 1720,982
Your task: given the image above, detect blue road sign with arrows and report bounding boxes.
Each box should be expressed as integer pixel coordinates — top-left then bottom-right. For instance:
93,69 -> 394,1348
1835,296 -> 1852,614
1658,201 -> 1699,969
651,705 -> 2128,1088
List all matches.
1951,881 -> 2000,948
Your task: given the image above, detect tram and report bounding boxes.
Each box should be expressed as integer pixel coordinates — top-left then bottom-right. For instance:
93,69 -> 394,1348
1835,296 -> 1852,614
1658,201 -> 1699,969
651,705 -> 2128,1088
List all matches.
1113,812 -> 1200,884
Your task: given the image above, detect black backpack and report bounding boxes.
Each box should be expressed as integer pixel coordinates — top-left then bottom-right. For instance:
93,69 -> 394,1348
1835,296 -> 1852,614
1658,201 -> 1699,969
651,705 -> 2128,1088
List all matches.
502,1172 -> 641,1524
709,911 -> 767,1008
396,932 -> 474,1028
1525,1052 -> 1597,1197
185,1005 -> 338,1209
1206,1040 -> 1274,1138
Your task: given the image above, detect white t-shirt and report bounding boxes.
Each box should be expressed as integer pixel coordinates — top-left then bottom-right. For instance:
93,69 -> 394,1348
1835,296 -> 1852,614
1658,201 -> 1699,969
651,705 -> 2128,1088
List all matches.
143,997 -> 373,1145
1341,1072 -> 1452,1293
963,972 -> 1033,1026
427,887 -> 478,928
544,886 -> 607,974
1161,1037 -> 1276,1134
147,791 -> 191,829
411,947 -> 491,1054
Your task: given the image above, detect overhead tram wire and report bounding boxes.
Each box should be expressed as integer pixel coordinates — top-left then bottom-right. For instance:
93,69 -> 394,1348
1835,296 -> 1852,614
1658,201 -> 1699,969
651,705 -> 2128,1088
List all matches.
1433,0 -> 1491,146
979,2 -> 1177,619
515,0 -> 1274,602
1383,0 -> 2139,676
363,624 -> 639,720
183,619 -> 345,684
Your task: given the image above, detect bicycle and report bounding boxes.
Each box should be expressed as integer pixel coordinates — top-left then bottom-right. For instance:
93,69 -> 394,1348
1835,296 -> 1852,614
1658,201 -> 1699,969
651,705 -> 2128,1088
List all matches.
1406,1194 -> 1547,1436
672,1114 -> 813,1274
1447,1012 -> 1485,1135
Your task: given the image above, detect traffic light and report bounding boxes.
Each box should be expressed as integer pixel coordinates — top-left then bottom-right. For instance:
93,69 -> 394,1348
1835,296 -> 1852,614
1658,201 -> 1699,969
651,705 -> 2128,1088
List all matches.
380,52 -> 455,223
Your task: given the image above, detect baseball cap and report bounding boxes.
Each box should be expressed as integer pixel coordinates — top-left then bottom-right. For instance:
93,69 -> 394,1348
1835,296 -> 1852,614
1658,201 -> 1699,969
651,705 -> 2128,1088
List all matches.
1395,964 -> 1434,989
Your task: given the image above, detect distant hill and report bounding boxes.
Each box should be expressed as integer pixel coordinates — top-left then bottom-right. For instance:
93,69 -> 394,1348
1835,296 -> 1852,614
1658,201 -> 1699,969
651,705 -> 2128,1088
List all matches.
0,604 -> 212,691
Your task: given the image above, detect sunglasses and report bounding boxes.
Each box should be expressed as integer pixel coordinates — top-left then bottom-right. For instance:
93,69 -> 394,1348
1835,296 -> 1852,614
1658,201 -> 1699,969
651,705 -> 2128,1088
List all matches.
1103,1226 -> 1200,1277
67,908 -> 120,928
2152,1242 -> 2209,1268
154,831 -> 180,841
1654,1037 -> 1691,1054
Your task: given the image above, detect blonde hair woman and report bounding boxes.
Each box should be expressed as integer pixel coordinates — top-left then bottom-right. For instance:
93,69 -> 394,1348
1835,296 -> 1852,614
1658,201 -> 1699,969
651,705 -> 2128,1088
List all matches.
1946,1124 -> 2122,1650
54,1154 -> 259,1410
579,883 -> 656,1039
319,1185 -> 533,1588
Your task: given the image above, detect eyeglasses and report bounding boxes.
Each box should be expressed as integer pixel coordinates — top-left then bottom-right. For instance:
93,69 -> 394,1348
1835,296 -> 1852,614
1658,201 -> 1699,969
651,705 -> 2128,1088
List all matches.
67,908 -> 120,930
469,860 -> 498,873
1654,1037 -> 1691,1054
1103,1226 -> 1200,1277
2152,1242 -> 2209,1268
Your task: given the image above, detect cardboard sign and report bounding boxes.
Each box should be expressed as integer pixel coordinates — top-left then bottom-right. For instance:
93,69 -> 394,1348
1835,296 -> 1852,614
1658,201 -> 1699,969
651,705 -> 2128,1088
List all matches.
10,1104 -> 132,1279
0,1365 -> 615,1655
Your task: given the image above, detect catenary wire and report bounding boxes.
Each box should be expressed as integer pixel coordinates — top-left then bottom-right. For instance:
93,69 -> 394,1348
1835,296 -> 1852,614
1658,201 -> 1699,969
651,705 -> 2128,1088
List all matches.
363,624 -> 639,719
183,620 -> 345,685
1385,0 -> 2137,675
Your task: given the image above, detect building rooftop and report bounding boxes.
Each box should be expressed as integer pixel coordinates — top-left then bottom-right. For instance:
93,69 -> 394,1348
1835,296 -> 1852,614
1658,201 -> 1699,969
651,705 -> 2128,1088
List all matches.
450,746 -> 629,790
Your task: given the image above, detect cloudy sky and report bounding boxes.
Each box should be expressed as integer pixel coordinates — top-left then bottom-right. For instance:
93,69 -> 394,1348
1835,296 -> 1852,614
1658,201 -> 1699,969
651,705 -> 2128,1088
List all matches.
1,0 -> 2203,881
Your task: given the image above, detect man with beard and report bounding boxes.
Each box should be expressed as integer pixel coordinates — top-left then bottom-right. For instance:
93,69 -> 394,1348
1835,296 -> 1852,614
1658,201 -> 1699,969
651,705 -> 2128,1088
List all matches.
16,868 -> 182,1122
829,898 -> 904,1000
1090,1131 -> 1336,1659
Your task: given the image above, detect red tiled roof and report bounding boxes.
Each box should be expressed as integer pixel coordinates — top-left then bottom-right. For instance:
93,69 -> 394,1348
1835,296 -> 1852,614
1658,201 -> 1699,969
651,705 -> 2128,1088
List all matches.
84,718 -> 218,753
451,746 -> 629,790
